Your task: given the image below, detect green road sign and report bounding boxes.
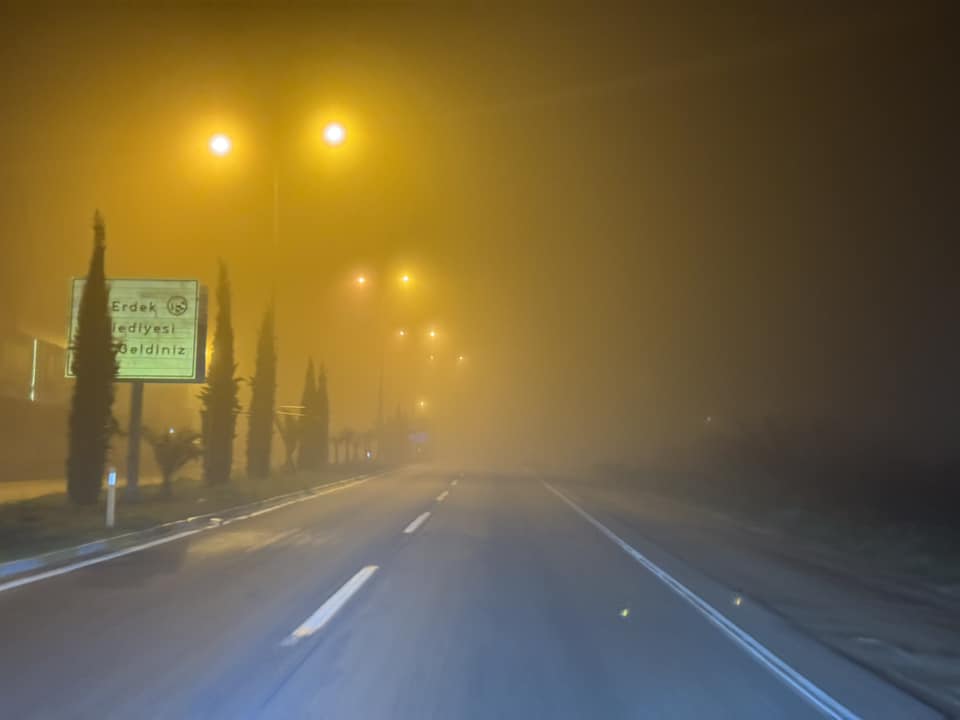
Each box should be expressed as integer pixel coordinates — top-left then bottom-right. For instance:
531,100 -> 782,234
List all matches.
67,278 -> 206,382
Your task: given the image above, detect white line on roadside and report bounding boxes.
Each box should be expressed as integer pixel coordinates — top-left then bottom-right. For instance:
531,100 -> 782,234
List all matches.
0,478 -> 370,595
451,479 -> 458,486
223,479 -> 368,525
436,490 -> 449,502
541,481 -> 861,720
403,511 -> 431,534
0,529 -> 204,594
281,565 -> 379,646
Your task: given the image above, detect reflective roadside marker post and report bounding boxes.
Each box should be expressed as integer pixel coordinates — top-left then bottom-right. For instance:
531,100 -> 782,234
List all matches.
106,468 -> 117,528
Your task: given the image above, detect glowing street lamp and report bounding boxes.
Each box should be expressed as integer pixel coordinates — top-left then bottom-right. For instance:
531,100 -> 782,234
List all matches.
209,133 -> 232,156
427,329 -> 437,339
207,120 -> 346,247
323,122 -> 346,147
355,274 -> 367,287
397,329 -> 407,337
400,274 -> 411,286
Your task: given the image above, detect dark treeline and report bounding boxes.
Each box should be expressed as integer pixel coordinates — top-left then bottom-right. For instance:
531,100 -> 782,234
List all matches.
604,416 -> 959,545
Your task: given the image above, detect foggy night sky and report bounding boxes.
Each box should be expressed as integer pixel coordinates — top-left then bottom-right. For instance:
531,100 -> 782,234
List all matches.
0,3 -> 957,467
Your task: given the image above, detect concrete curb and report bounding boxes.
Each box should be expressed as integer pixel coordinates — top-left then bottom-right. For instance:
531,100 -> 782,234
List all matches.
0,472 -> 378,583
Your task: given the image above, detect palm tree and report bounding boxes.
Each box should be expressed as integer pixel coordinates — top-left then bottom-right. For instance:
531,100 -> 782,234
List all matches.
342,428 -> 357,464
275,413 -> 300,472
144,428 -> 203,497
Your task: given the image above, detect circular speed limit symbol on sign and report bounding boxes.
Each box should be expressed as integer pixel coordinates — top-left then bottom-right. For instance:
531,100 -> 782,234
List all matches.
167,296 -> 189,316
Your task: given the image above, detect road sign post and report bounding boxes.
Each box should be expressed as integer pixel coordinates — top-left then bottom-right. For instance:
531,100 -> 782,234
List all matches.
126,381 -> 144,500
67,278 -> 207,501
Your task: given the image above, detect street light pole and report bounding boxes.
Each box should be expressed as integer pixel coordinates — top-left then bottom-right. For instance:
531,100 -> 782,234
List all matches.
209,120 -> 345,249
272,163 -> 280,247
376,285 -> 386,460
356,271 -> 411,461
377,349 -> 385,458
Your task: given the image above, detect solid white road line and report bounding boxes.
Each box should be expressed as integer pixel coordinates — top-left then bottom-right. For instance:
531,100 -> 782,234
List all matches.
541,481 -> 861,720
436,490 -> 449,502
224,479 -> 368,524
0,477 -> 370,595
282,565 -> 379,646
403,511 -> 431,534
0,529 -> 205,594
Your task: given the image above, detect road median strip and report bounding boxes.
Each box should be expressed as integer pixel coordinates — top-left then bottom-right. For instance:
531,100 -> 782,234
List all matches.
0,473 -> 378,593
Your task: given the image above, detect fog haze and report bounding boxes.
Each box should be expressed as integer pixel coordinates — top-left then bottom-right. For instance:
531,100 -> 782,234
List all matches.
1,3 -> 956,469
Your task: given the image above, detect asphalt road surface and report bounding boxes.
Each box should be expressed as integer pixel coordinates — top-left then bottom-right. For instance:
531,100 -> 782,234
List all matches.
0,468 -> 940,719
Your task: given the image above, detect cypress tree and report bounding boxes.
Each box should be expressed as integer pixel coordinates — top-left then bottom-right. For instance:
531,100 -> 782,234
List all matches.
66,211 -> 117,505
298,358 -> 318,470
246,301 -> 276,479
316,363 -> 330,466
200,261 -> 239,485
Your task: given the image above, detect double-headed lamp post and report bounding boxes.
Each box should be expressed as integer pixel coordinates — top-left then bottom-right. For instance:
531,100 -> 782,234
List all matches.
208,122 -> 346,247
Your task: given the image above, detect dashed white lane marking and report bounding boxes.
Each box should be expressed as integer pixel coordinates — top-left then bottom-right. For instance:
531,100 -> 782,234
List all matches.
542,481 -> 861,720
436,490 -> 449,502
451,479 -> 458,486
403,511 -> 432,535
281,565 -> 379,647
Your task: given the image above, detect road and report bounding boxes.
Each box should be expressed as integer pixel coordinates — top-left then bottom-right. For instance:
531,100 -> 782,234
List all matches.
0,467 -> 940,719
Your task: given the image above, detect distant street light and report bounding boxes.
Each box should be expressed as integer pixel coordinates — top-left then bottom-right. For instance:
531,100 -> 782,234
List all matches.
324,122 -> 346,147
209,133 -> 232,156
347,269 -> 423,448
427,329 -> 437,339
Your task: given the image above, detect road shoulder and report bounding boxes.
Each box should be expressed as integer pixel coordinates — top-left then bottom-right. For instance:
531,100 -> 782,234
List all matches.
550,476 -> 948,719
